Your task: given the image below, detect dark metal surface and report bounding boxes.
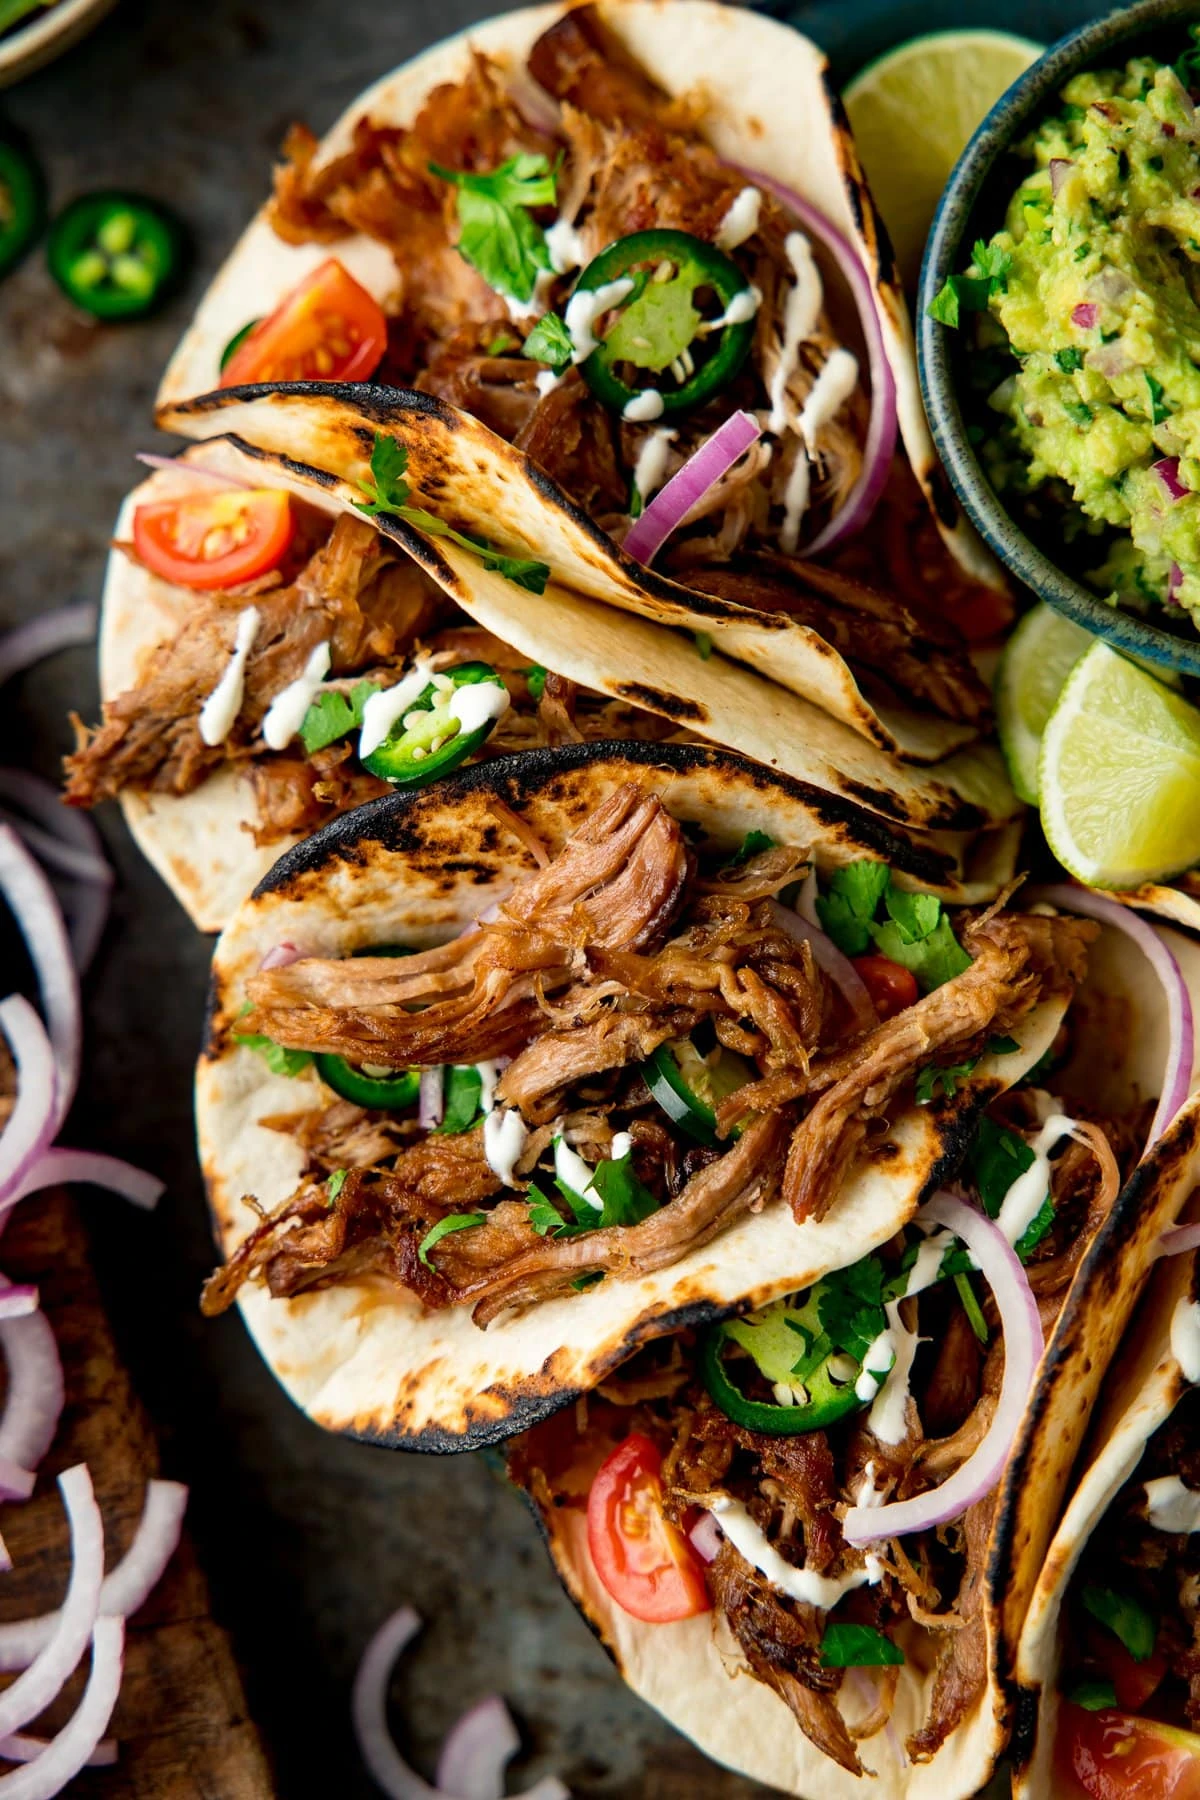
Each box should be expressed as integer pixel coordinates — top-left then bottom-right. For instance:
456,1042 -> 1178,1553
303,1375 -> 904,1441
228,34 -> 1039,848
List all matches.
0,2 -> 774,1794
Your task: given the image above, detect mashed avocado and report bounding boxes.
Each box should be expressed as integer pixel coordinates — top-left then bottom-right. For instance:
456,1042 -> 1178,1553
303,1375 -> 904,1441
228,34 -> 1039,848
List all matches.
933,37 -> 1200,624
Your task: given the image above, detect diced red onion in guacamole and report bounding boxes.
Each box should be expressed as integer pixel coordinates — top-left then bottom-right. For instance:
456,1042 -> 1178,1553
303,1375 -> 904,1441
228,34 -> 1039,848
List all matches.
1154,457 -> 1189,503
1071,302 -> 1098,329
1049,158 -> 1072,196
1169,562 -> 1185,602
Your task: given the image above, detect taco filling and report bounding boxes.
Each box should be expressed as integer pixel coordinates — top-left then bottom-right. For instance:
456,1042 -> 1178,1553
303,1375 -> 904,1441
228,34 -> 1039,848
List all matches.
508,1080 -> 1144,1775
201,786 -> 1095,1328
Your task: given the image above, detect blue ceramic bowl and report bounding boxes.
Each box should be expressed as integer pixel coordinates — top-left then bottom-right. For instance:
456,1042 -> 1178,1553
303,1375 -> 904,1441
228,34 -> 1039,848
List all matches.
918,0 -> 1200,677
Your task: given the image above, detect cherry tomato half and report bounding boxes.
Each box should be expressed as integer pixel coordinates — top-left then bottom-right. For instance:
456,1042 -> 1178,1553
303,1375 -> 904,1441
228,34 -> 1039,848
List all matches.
132,488 -> 294,590
1089,1627 -> 1169,1713
219,258 -> 387,387
586,1434 -> 712,1625
1057,1704 -> 1200,1800
851,954 -> 919,1021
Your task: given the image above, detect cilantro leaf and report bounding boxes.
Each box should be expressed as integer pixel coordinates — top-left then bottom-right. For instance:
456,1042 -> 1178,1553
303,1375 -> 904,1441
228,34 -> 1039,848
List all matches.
820,1623 -> 904,1669
522,311 -> 573,370
588,1151 -> 659,1229
477,547 -> 550,594
870,912 -> 971,991
1066,1679 -> 1117,1712
430,153 -> 556,303
694,632 -> 713,660
523,665 -> 548,702
882,885 -> 941,944
928,273 -> 991,328
418,1212 -> 487,1268
815,861 -> 890,956
915,1057 -> 979,1105
816,1258 -> 887,1364
954,1270 -> 989,1343
571,1270 -> 605,1292
233,1030 -> 314,1078
966,1117 -> 1055,1259
435,1065 -> 483,1135
731,830 -> 776,866
1081,1586 -> 1157,1662
299,680 -> 380,755
527,1186 -> 568,1237
1064,398 -> 1093,427
355,434 -> 412,516
973,238 -> 1012,288
1146,372 -> 1170,424
487,333 -> 519,356
326,1168 -> 348,1204
1054,347 -> 1084,373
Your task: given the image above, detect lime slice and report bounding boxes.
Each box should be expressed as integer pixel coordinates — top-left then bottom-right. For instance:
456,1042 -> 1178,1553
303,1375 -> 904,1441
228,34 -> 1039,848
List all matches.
994,603 -> 1093,804
1039,642 -> 1200,888
844,30 -> 1043,289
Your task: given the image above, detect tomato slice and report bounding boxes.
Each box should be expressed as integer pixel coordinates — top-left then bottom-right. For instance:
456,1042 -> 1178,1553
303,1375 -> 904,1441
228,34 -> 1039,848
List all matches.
1058,1704 -> 1200,1800
1089,1628 -> 1169,1713
586,1435 -> 712,1624
851,954 -> 919,1021
219,258 -> 387,387
132,488 -> 294,590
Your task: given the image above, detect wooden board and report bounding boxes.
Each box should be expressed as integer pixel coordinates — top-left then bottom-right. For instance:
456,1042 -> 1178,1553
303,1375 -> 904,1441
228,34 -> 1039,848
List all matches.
0,1187 -> 276,1798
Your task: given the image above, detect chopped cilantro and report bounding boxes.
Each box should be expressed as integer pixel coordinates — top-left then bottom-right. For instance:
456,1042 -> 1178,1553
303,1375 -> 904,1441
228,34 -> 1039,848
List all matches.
233,1028 -> 314,1078
418,1212 -> 487,1268
1054,347 -> 1084,373
571,1271 -> 605,1292
587,1151 -> 659,1229
814,862 -> 969,991
731,829 -> 776,866
870,912 -> 971,992
355,435 -> 550,594
816,1256 -> 888,1365
522,310 -> 573,370
326,1168 -> 348,1204
1147,154 -> 1164,173
429,152 -> 557,303
1066,1679 -> 1117,1712
881,885 -> 941,944
629,478 -> 644,520
915,1058 -> 979,1105
972,238 -> 1012,290
1146,372 -> 1170,424
1064,398 -> 1093,427
435,1065 -> 483,1135
487,333 -> 519,356
928,274 -> 987,328
820,1623 -> 903,1669
1081,1586 -> 1157,1662
694,632 -> 713,660
1073,240 -> 1091,261
815,861 -> 890,956
523,664 -> 548,702
966,1117 -> 1054,1259
299,680 -> 379,755
527,1188 -> 568,1237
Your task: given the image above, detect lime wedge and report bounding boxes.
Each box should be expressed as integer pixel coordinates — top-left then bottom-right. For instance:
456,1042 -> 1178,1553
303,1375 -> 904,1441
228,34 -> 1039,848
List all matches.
994,603 -> 1093,804
1039,642 -> 1200,888
844,30 -> 1043,289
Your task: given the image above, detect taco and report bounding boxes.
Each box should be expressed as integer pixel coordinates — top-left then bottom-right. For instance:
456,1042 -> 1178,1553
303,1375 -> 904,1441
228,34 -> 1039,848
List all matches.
505,936 -> 1200,1797
1013,1117 -> 1200,1800
196,740 -> 1129,1467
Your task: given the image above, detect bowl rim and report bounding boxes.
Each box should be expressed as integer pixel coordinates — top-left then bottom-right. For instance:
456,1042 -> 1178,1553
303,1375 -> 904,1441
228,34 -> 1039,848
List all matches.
0,0 -> 114,84
917,0 -> 1200,676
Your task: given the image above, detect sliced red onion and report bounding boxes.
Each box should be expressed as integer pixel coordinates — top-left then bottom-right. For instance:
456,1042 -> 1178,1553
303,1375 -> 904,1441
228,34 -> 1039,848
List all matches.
0,831 -> 80,1134
844,1193 -> 1043,1544
1161,1220 -> 1200,1257
0,1292 -> 63,1479
0,818 -> 109,892
1085,340 -> 1133,380
1049,158 -> 1073,196
0,1735 -> 116,1769
419,1067 -> 445,1132
1170,562 -> 1185,602
732,165 -> 899,553
61,887 -> 110,979
0,1480 -> 186,1671
436,1695 -> 519,1800
0,1000 -> 58,1204
0,609 -> 96,693
0,1616 -> 124,1800
0,1291 -> 37,1322
1071,303 -> 1098,330
0,1466 -> 104,1740
1026,884 -> 1193,1146
766,900 -> 877,1034
258,941 -> 308,973
4,1149 -> 162,1213
1154,457 -> 1189,503
0,776 -> 104,867
623,412 -> 762,565
0,1464 -> 34,1504
688,1512 -> 722,1565
352,1609 -> 568,1800
0,775 -> 112,973
135,452 -> 253,489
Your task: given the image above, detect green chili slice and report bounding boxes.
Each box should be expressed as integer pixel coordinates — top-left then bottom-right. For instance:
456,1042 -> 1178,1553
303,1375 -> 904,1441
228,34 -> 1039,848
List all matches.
0,138 -> 44,280
360,662 -> 507,787
47,192 -> 185,319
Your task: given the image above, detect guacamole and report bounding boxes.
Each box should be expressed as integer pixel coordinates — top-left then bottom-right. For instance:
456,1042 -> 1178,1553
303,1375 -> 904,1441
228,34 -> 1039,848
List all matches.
933,37 -> 1200,625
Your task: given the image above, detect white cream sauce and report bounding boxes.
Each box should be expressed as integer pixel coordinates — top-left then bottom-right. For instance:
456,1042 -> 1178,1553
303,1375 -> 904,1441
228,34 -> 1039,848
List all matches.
358,656 -> 436,761
768,232 -> 823,432
798,346 -> 860,441
609,1131 -> 633,1161
905,1230 -> 954,1297
632,427 -> 677,503
715,186 -> 762,251
622,389 -> 666,423
779,449 -> 811,555
261,641 -> 332,751
1173,1297 -> 1200,1384
995,1114 -> 1077,1247
700,286 -> 762,334
867,1301 -> 920,1446
708,1483 -> 883,1610
483,1109 -> 528,1187
854,1328 -> 897,1405
474,1060 -> 502,1115
545,216 -> 588,275
198,606 -> 259,747
554,1135 -> 601,1210
448,681 -> 510,736
1143,1475 -> 1200,1534
535,368 -> 563,398
564,277 -> 635,362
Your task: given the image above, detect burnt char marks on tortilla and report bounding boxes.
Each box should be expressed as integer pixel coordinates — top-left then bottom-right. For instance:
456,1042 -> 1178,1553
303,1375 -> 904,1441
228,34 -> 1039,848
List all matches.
615,683 -> 706,722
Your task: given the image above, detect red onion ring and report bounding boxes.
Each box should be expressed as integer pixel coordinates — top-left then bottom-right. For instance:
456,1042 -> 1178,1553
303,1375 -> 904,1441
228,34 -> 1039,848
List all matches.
0,1292 -> 63,1482
733,166 -> 898,554
1154,457 -> 1189,503
0,1001 -> 58,1204
258,942 -> 309,972
0,1465 -> 34,1505
436,1694 -> 519,1800
843,1192 -> 1043,1544
0,1617 -> 124,1800
0,1292 -> 36,1322
1026,884 -> 1193,1147
765,900 -> 877,1034
623,411 -> 762,565
0,817 -> 109,892
0,831 -> 81,1134
688,1512 -> 722,1565
0,1467 -> 104,1740
419,1068 -> 445,1132
0,1736 -> 116,1770
0,1480 -> 186,1671
0,609 -> 96,693
135,452 -> 254,489
4,1150 -> 163,1213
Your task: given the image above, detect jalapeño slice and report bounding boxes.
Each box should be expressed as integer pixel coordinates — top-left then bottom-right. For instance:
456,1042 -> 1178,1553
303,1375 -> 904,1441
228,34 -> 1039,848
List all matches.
701,1300 -> 869,1436
361,662 -> 507,787
317,944 -> 421,1108
47,193 -> 185,319
574,229 -> 756,417
220,317 -> 263,371
0,138 -> 44,280
643,1040 -> 752,1146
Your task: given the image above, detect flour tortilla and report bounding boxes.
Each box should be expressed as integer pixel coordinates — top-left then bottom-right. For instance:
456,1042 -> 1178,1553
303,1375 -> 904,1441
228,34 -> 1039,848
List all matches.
1012,1119 -> 1200,1798
105,428 -> 1018,931
155,0 -> 1004,599
512,936 -> 1200,1800
196,745 -> 1062,1453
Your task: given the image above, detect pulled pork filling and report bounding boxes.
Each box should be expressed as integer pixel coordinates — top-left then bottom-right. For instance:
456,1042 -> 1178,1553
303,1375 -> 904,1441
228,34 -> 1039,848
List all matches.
64,511 -> 676,838
203,784 -> 1094,1326
509,1088 -> 1139,1773
264,4 -> 998,718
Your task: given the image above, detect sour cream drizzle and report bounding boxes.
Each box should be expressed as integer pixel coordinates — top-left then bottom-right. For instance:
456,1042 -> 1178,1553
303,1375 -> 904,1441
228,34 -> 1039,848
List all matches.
1143,1475 -> 1200,1533
554,1135 -> 601,1210
564,277 -> 635,362
780,451 -> 811,555
447,681 -> 510,736
715,186 -> 762,251
768,233 -> 822,433
261,641 -> 332,750
632,427 -> 677,502
545,216 -> 587,275
854,1328 -> 897,1406
708,1466 -> 884,1609
622,389 -> 666,423
1173,1296 -> 1200,1384
798,345 -> 860,440
358,656 -> 436,761
483,1109 -> 528,1187
199,606 -> 259,747
996,1114 -> 1077,1247
867,1301 -> 921,1446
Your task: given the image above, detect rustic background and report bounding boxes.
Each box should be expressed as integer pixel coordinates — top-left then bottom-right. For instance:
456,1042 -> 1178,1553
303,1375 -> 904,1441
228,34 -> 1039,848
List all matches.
0,0 -> 1100,1794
